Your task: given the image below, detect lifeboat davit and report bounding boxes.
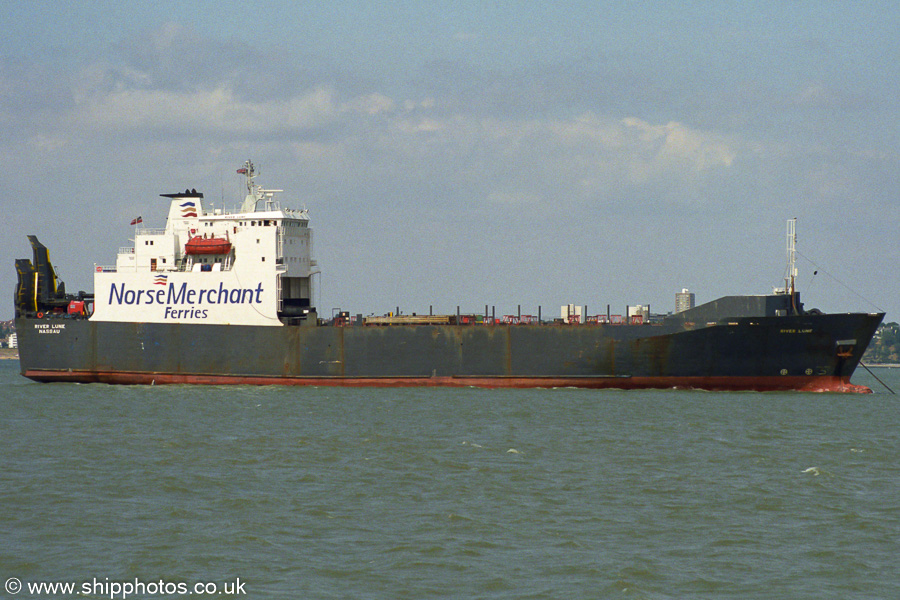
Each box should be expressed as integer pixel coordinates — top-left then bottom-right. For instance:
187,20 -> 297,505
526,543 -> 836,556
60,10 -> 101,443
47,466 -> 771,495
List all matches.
184,236 -> 232,255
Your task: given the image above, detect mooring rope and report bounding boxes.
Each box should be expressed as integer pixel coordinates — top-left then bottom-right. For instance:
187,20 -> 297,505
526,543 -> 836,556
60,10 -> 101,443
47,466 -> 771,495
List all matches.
859,361 -> 896,395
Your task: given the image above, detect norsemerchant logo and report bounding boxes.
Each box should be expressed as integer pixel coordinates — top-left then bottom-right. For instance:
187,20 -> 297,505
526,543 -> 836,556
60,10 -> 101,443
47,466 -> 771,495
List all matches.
108,282 -> 264,319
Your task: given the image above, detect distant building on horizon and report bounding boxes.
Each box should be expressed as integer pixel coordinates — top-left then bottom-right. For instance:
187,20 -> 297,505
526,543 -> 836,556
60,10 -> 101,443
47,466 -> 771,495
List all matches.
675,288 -> 695,313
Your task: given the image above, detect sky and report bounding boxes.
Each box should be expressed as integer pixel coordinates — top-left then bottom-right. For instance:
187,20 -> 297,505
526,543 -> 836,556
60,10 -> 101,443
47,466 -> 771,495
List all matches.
2,1 -> 898,322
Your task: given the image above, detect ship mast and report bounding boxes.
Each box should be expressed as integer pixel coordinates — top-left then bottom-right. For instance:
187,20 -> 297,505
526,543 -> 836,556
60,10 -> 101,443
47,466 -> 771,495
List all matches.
238,160 -> 261,213
784,217 -> 797,297
237,159 -> 282,212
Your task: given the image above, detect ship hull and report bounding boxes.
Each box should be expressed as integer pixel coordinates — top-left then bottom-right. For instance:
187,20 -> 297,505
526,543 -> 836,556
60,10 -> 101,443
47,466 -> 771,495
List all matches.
15,311 -> 883,393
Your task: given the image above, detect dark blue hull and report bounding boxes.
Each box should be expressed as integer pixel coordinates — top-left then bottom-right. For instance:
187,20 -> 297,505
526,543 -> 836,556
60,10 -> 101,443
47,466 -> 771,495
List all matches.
16,307 -> 884,392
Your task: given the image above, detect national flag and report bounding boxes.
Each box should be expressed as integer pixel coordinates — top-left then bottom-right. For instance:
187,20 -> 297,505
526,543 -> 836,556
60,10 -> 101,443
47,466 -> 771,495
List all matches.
236,168 -> 248,174
130,215 -> 143,225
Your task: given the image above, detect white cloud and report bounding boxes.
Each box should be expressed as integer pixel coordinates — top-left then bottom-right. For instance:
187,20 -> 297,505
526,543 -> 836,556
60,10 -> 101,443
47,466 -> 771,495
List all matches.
17,57 -> 741,216
330,109 -> 739,210
402,98 -> 436,111
341,93 -> 394,115
396,117 -> 445,133
622,117 -> 735,174
73,85 -> 340,134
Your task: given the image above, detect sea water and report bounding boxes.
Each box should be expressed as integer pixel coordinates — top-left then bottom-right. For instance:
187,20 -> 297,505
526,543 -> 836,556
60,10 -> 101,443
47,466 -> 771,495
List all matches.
1,360 -> 898,599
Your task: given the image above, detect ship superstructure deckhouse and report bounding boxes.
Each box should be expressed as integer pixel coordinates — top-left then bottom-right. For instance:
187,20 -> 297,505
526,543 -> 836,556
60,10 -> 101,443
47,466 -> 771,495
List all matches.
93,161 -> 317,326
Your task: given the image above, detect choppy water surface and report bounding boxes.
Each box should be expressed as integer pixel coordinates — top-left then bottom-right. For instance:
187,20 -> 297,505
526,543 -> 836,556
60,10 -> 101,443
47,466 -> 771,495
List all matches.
2,361 -> 898,599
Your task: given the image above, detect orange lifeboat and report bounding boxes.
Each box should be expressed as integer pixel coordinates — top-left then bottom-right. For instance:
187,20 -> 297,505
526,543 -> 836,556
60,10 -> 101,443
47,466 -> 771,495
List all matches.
184,236 -> 232,255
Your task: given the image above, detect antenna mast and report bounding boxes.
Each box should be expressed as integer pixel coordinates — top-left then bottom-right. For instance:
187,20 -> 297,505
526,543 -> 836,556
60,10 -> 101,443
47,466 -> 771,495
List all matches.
785,217 -> 797,296
238,160 -> 261,213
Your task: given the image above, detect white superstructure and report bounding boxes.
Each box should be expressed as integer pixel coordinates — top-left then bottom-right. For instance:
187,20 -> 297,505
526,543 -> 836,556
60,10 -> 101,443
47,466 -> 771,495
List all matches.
92,161 -> 317,326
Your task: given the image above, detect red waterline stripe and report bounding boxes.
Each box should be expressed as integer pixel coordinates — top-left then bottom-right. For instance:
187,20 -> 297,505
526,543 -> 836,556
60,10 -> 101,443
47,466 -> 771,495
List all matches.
22,370 -> 873,393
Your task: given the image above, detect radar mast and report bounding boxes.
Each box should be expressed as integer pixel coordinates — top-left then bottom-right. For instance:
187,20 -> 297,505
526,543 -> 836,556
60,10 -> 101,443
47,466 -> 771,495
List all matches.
237,160 -> 282,212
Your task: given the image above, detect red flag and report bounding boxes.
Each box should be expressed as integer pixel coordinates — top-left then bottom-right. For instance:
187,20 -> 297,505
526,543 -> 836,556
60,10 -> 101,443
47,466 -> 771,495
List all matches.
130,216 -> 143,225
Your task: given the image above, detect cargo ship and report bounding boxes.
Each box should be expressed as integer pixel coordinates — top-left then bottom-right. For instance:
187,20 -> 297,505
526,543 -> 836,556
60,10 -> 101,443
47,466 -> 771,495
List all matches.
14,161 -> 884,392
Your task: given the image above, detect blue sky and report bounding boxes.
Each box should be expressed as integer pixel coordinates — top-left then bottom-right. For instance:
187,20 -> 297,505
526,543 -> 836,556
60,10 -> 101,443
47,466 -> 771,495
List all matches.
3,1 -> 898,321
